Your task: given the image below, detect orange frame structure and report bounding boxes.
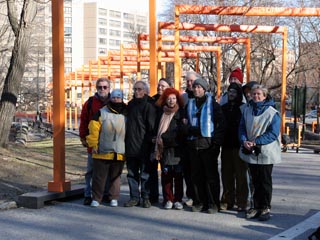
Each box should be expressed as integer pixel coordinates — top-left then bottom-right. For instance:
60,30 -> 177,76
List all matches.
50,2 -> 320,193
173,4 -> 320,134
164,21 -> 288,133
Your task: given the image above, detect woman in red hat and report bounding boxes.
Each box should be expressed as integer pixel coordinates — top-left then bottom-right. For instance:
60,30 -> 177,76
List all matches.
153,88 -> 185,210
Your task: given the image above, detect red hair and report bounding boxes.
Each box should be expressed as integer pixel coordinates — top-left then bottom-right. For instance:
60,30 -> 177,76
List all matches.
156,88 -> 184,108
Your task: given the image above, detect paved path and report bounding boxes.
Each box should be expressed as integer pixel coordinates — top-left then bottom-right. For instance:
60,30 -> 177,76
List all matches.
0,148 -> 319,240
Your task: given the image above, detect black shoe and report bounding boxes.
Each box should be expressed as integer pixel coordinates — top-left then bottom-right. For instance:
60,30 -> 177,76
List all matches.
207,205 -> 219,214
102,195 -> 111,204
192,204 -> 203,212
142,199 -> 151,208
246,208 -> 261,219
83,197 -> 92,205
124,199 -> 140,207
258,208 -> 271,221
149,198 -> 159,205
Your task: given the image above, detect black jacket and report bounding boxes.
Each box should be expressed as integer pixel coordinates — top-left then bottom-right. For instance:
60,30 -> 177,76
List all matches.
158,108 -> 185,166
221,83 -> 243,148
125,95 -> 156,158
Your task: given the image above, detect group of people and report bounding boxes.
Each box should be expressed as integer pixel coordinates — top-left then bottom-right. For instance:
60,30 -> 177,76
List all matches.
79,67 -> 281,222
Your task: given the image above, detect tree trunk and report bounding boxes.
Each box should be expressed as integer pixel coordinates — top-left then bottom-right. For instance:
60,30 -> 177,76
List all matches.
0,0 -> 37,148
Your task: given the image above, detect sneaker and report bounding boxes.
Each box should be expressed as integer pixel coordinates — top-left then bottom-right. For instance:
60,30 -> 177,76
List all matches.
90,200 -> 100,207
258,208 -> 271,221
174,202 -> 183,210
83,197 -> 92,205
246,208 -> 261,219
142,199 -> 151,208
124,199 -> 140,207
164,201 -> 173,209
220,203 -> 233,211
192,204 -> 203,212
184,198 -> 193,207
110,199 -> 118,207
207,205 -> 219,214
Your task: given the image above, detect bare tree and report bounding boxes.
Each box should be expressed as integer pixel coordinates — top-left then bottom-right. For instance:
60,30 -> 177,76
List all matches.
0,0 -> 37,147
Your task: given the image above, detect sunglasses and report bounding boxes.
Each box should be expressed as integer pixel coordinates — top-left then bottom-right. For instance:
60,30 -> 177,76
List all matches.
133,87 -> 144,92
97,85 -> 109,90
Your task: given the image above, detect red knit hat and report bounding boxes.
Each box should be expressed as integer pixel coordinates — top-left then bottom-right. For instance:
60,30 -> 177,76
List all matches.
156,88 -> 184,108
229,68 -> 243,83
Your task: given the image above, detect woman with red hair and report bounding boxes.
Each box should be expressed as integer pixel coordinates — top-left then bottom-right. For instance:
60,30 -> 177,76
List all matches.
153,88 -> 185,210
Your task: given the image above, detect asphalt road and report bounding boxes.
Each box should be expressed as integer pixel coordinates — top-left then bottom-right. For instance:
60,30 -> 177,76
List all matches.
0,148 -> 319,240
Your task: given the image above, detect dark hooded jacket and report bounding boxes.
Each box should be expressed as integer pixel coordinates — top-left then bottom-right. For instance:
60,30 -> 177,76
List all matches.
221,83 -> 244,148
125,95 -> 156,158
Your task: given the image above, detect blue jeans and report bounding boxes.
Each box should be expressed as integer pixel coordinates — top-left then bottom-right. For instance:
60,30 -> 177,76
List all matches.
84,153 -> 109,198
126,156 -> 150,201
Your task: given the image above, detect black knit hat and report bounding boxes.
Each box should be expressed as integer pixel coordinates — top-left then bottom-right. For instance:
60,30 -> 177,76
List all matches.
159,78 -> 172,87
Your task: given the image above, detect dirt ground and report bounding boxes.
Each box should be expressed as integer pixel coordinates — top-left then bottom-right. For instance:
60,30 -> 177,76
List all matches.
0,136 -> 87,205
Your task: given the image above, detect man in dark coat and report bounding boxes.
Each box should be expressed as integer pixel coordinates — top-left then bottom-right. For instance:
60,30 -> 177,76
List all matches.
220,83 -> 248,212
124,80 -> 156,208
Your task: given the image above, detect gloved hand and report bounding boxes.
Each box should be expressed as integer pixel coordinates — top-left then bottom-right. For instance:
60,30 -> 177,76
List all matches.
80,138 -> 88,148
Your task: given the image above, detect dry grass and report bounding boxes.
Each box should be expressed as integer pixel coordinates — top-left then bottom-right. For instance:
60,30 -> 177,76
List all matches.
0,138 -> 87,203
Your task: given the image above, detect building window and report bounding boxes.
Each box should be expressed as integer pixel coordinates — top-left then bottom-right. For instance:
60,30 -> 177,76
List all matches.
99,28 -> 107,35
123,13 -> 134,20
65,17 -> 72,24
98,8 -> 108,16
99,48 -> 107,54
109,29 -> 121,37
123,31 -> 131,38
109,20 -> 121,28
99,38 -> 107,44
123,22 -> 132,29
64,37 -> 72,43
98,18 -> 107,25
109,39 -> 121,46
109,10 -> 121,18
137,24 -> 146,32
65,57 -> 72,63
123,40 -> 133,45
64,7 -> 71,14
137,16 -> 147,23
64,27 -> 72,36
64,47 -> 72,53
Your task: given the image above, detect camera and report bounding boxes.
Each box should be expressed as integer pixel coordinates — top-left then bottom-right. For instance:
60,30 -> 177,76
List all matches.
241,145 -> 261,156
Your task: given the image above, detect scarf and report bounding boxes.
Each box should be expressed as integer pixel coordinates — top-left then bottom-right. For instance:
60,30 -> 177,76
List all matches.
154,104 -> 179,160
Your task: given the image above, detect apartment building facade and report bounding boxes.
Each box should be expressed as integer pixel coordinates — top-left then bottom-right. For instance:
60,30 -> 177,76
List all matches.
83,1 -> 148,64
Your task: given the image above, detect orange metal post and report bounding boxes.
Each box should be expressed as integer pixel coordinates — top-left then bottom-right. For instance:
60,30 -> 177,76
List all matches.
196,53 -> 200,72
246,38 -> 251,83
120,44 -> 124,89
149,0 -> 157,95
68,74 -> 72,130
174,7 -> 180,90
137,34 -> 142,79
89,60 -> 92,96
216,50 -> 221,100
74,71 -> 78,130
81,65 -> 85,106
281,29 -> 288,135
48,0 -> 71,192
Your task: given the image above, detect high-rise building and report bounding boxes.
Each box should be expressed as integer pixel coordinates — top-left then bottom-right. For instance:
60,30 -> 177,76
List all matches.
83,1 -> 149,64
